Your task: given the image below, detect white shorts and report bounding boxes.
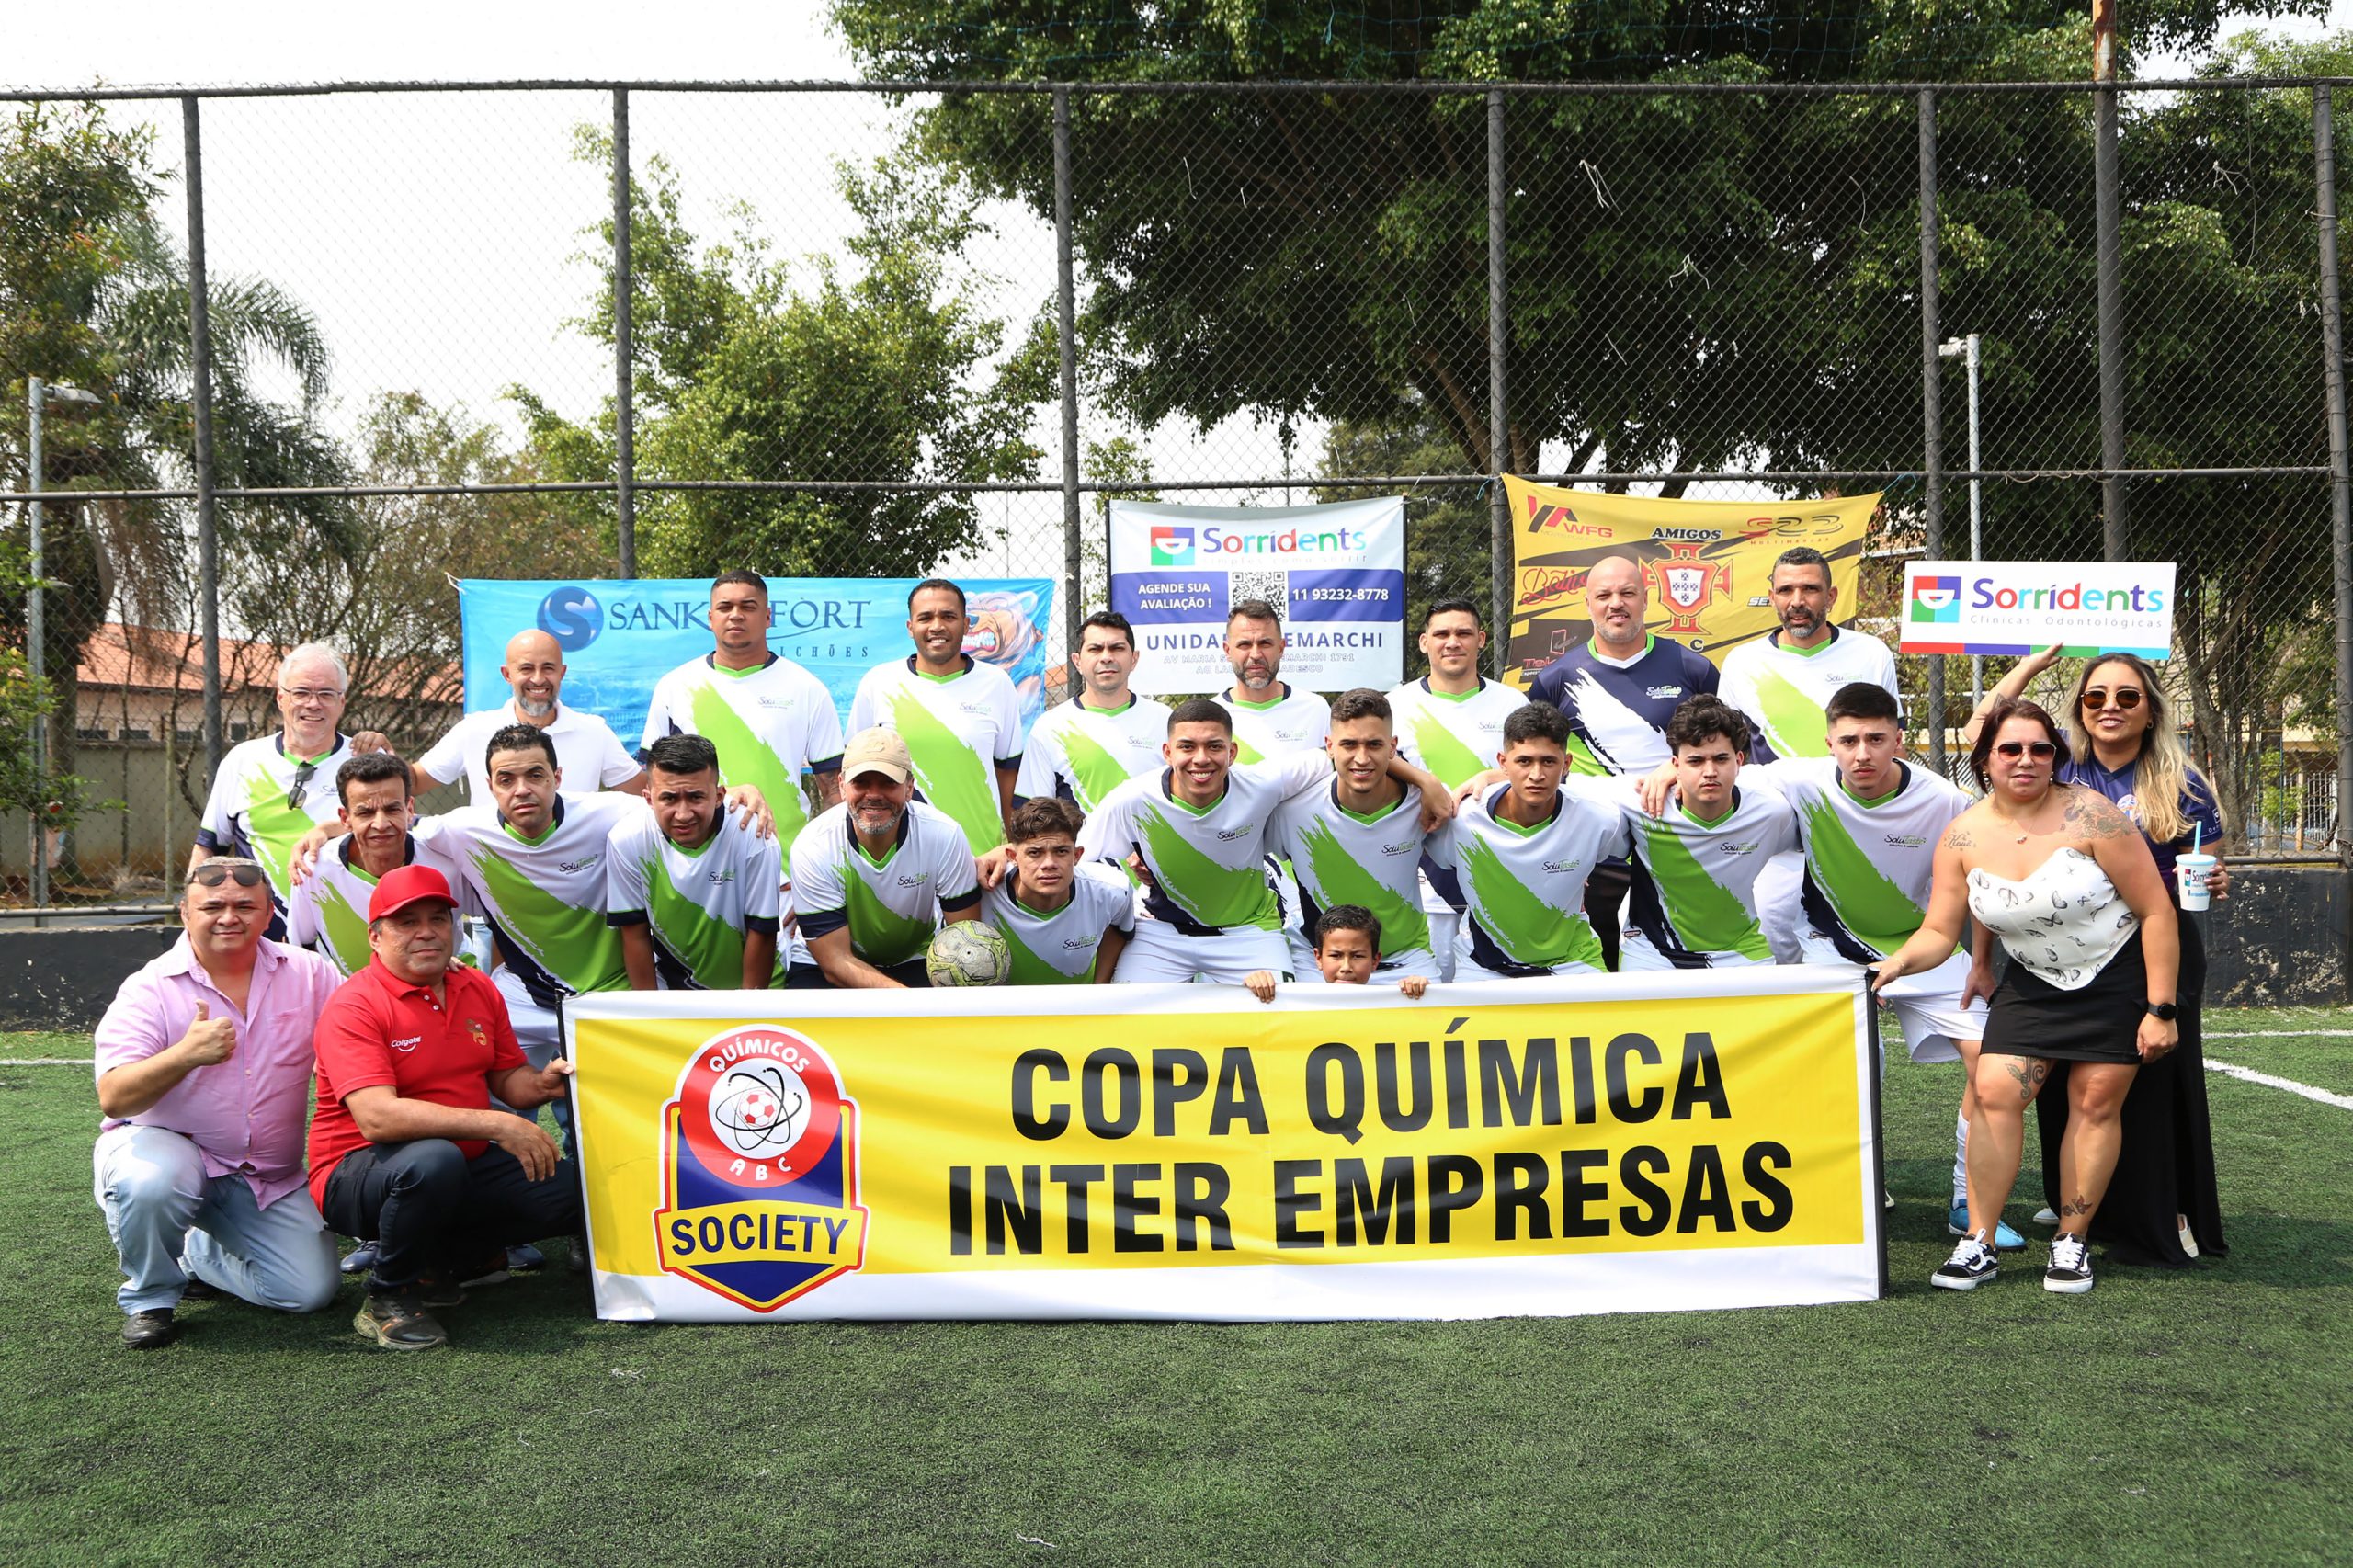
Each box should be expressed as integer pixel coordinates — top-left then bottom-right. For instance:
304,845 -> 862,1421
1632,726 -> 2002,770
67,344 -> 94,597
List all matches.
1872,949 -> 1987,1063
1449,951 -> 1606,984
492,968 -> 563,1067
1114,920 -> 1292,984
1617,937 -> 1773,973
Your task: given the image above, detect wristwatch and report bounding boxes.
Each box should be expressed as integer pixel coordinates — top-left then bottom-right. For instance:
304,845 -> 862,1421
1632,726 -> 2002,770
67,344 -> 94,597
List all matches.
2145,1000 -> 2179,1021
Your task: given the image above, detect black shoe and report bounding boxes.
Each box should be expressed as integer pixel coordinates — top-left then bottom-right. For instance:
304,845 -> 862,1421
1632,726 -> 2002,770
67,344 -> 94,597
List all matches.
458,1253 -> 510,1290
564,1234 -> 590,1276
2045,1233 -> 2097,1294
355,1290 -> 448,1350
1931,1232 -> 2000,1291
416,1273 -> 470,1309
178,1277 -> 222,1302
121,1308 -> 178,1349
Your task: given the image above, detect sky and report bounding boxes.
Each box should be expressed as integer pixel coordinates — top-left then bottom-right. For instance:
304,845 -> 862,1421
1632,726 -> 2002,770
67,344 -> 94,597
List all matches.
6,1 -> 2347,539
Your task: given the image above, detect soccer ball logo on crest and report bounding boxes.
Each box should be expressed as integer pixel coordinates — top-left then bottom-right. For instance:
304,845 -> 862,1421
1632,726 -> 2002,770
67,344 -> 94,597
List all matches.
710,1062 -> 810,1158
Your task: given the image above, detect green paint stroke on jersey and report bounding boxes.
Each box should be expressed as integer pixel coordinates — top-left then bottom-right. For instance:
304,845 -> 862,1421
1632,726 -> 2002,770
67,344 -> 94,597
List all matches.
1799,797 -> 1931,958
1407,711 -> 1491,792
844,870 -> 937,968
688,682 -> 811,841
1752,666 -> 1833,759
996,914 -> 1087,985
1296,816 -> 1431,954
1566,732 -> 1609,778
1232,736 -> 1266,766
1459,834 -> 1606,970
317,878 -> 372,976
1639,821 -> 1772,960
471,846 -> 630,994
1140,806 -> 1280,930
887,689 -> 1002,854
1060,725 -> 1132,814
239,766 -> 317,892
647,856 -> 748,988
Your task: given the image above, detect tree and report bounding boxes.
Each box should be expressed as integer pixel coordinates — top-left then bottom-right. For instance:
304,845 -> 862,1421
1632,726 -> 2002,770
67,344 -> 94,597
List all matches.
1,100 -> 350,825
516,136 -> 1056,580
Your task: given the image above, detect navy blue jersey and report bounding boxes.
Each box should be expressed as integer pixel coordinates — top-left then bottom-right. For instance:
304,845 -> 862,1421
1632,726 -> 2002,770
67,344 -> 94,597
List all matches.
2057,755 -> 2222,895
1525,636 -> 1723,777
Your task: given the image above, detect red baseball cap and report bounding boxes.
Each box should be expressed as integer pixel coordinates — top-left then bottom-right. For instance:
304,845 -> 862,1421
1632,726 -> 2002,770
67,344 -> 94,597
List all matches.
368,864 -> 459,922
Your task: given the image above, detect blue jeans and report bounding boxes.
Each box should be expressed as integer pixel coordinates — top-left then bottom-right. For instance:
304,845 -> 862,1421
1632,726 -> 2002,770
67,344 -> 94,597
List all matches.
93,1124 -> 339,1316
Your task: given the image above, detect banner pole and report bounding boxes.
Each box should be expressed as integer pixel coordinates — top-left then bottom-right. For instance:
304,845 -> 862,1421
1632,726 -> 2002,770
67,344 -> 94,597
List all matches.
1918,88 -> 1948,776
1055,88 -> 1083,669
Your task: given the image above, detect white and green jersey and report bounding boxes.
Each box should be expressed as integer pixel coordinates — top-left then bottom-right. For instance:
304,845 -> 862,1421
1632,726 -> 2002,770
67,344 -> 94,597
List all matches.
1014,694 -> 1170,814
195,733 -> 355,912
982,863 -> 1136,984
1603,781 -> 1800,969
1080,752 -> 1330,936
1270,783 -> 1433,960
1750,757 -> 1970,963
1430,781 -> 1630,976
419,700 -> 641,805
847,656 -> 1024,855
604,807 -> 783,990
413,793 -> 641,1008
640,653 -> 846,845
1718,626 -> 1899,762
284,835 -> 462,978
786,801 -> 981,971
1218,684 -> 1331,762
1386,677 -> 1529,791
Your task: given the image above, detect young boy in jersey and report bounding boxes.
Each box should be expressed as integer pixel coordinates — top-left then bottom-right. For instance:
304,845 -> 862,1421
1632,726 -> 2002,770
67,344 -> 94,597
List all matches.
1245,905 -> 1432,1000
1272,688 -> 1444,983
607,733 -> 783,991
981,799 -> 1133,983
1429,701 -> 1629,981
286,751 -> 460,980
1604,696 -> 1798,969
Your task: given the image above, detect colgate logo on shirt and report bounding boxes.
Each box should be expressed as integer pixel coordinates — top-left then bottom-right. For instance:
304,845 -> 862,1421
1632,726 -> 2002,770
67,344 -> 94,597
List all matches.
388,1035 -> 423,1053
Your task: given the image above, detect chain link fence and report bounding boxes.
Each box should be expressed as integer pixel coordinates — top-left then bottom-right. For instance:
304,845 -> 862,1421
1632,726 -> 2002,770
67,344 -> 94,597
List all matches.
3,74 -> 2349,906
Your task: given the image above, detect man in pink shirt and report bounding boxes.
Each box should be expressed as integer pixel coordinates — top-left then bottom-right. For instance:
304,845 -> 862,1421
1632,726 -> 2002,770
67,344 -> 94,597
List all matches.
93,858 -> 343,1348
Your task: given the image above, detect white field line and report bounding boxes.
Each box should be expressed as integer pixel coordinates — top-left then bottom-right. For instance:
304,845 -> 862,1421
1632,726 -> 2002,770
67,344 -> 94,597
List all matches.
2202,1059 -> 2353,1109
0,1058 -> 91,1065
2208,1030 -> 2353,1039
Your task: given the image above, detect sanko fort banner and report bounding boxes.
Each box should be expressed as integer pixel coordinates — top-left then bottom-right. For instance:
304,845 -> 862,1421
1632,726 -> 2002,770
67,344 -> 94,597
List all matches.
1500,479 -> 1882,684
564,970 -> 1886,1323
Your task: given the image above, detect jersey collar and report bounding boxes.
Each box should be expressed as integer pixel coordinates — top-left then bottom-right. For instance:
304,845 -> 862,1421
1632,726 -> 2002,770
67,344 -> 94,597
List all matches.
704,651 -> 779,677
1417,676 -> 1487,703
905,653 -> 976,682
1156,767 -> 1229,816
1483,781 -> 1563,834
497,794 -> 569,846
337,833 -> 420,881
1223,682 -> 1293,711
1585,636 -> 1655,670
1839,757 -> 1914,808
1769,626 -> 1842,657
275,731 -> 348,764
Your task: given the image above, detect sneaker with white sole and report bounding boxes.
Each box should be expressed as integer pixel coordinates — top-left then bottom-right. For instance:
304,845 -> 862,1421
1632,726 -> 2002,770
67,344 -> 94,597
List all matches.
1946,1203 -> 2027,1252
2031,1207 -> 2059,1226
2045,1233 -> 2096,1293
1932,1232 -> 2000,1290
2177,1215 -> 2200,1260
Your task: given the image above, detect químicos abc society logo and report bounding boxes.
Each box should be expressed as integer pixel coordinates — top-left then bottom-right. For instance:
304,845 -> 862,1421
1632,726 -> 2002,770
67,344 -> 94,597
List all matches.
655,1027 -> 869,1312
1908,574 -> 1962,623
537,585 -> 603,651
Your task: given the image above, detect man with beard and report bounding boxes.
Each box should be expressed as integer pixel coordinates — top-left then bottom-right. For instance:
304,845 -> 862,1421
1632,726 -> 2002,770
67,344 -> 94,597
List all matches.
1215,599 -> 1331,762
418,629 -> 643,803
1716,546 -> 1900,960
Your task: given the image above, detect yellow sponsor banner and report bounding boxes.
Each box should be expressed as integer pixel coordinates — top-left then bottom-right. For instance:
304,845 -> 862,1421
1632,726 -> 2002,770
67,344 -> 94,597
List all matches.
1503,478 -> 1881,683
568,971 -> 1883,1322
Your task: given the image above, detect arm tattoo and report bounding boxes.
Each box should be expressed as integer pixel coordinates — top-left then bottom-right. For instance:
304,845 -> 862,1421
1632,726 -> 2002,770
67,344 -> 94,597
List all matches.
2006,1057 -> 2052,1105
2063,787 -> 2134,841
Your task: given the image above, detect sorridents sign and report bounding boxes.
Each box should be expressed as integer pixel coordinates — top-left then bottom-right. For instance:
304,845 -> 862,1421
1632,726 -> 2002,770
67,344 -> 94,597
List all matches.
1898,560 -> 2176,660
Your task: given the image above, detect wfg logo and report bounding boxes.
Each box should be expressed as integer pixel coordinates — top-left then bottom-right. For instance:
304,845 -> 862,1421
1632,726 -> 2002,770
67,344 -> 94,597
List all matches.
654,1026 -> 869,1312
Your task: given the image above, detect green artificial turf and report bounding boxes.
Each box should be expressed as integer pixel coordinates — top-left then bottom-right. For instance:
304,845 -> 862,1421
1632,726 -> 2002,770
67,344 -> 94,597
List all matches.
1,1017 -> 2346,1566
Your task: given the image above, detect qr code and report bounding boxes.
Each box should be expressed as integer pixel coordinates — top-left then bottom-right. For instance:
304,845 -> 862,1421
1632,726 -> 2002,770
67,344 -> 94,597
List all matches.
1228,569 -> 1290,618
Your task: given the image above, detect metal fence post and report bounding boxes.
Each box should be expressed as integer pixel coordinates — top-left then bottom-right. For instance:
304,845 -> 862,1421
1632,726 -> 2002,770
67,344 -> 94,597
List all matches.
1054,87 -> 1082,663
183,95 -> 222,789
25,376 -> 44,908
1487,87 -> 1510,678
2314,85 -> 2353,877
613,87 -> 637,579
2094,1 -> 2128,558
1919,88 -> 1947,774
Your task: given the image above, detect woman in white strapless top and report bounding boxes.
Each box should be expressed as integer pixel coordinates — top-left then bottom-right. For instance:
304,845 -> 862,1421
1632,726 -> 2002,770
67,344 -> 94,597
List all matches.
1875,699 -> 2179,1297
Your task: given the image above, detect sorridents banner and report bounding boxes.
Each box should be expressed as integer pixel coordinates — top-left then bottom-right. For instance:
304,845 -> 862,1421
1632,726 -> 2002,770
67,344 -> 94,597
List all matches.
1898,560 -> 2176,660
566,969 -> 1884,1323
1501,480 -> 1881,685
1107,497 -> 1406,695
457,577 -> 1058,744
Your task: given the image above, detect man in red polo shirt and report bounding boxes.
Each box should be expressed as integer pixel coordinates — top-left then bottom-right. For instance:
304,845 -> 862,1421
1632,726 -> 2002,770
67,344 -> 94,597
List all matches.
309,865 -> 581,1350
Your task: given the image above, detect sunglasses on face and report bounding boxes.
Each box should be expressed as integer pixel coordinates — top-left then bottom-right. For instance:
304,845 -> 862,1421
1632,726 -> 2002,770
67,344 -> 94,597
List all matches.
1994,740 -> 2059,759
189,862 -> 266,889
2083,687 -> 2144,711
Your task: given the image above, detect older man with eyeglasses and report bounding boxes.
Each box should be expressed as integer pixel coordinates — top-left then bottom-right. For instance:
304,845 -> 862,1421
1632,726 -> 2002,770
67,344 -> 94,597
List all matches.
191,642 -> 392,935
92,858 -> 345,1348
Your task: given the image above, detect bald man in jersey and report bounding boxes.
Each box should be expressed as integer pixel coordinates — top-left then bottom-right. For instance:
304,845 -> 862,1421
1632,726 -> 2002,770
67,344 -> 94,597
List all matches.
416,630 -> 645,804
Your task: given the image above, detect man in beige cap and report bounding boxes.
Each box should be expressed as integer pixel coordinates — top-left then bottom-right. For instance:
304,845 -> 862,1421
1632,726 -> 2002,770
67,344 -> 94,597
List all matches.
784,728 -> 983,988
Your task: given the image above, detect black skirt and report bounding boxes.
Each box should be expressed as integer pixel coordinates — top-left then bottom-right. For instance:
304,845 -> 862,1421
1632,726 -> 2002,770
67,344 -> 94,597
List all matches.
2039,911 -> 2228,1267
1982,926 -> 2149,1065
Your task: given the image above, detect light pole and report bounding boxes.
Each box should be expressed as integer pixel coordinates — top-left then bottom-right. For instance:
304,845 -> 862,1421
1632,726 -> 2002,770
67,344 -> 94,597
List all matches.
25,377 -> 101,910
1937,334 -> 1984,706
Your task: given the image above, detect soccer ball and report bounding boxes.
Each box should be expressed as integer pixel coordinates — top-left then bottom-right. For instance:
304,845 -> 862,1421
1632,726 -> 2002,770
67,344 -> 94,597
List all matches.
926,923 -> 1011,987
